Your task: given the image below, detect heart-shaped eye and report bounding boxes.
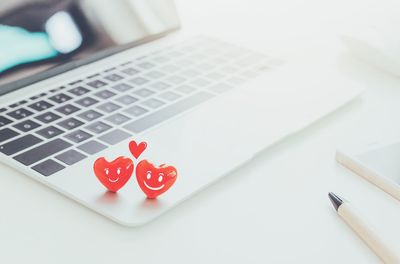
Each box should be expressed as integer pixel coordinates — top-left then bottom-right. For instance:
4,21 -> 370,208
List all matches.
146,171 -> 151,180
117,168 -> 121,175
158,174 -> 163,182
105,168 -> 109,175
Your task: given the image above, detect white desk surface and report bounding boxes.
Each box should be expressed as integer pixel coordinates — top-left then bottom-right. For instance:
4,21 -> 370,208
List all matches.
2,0 -> 400,263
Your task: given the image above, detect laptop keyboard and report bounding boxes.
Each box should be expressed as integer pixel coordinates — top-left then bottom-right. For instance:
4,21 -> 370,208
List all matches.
0,36 -> 283,176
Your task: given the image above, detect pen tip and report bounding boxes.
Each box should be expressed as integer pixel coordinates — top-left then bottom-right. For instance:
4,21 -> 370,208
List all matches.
328,192 -> 344,211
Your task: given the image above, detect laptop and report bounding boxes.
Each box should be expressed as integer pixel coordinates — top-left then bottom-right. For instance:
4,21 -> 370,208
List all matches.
0,0 -> 362,226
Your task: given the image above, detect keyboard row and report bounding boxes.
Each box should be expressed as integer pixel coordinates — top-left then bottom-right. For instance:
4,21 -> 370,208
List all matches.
0,36 -> 273,121
0,91 -> 214,176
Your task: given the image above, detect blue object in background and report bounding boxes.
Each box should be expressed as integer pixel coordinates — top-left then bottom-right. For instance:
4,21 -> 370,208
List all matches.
0,24 -> 58,72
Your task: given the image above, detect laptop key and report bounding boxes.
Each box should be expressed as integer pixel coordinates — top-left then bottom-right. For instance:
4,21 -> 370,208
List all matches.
13,120 -> 41,132
161,64 -> 179,73
121,67 -> 140,76
68,86 -> 90,96
28,100 -> 53,111
124,92 -> 215,133
150,82 -> 170,91
85,121 -> 111,134
0,116 -> 12,127
14,138 -> 72,165
104,74 -> 123,82
69,79 -> 83,84
175,84 -> 197,94
166,75 -> 186,85
0,134 -> 42,155
112,83 -> 133,92
55,104 -> 80,115
132,88 -> 154,98
137,62 -> 155,69
115,95 -> 138,105
7,108 -> 33,120
158,91 -> 181,101
35,112 -> 61,123
152,55 -> 169,63
32,159 -> 65,176
78,110 -> 103,121
78,140 -> 107,155
130,77 -> 149,86
87,73 -> 100,79
98,129 -> 131,145
97,102 -> 121,113
0,128 -> 19,142
94,90 -> 116,100
124,105 -> 148,117
87,79 -> 107,89
65,130 -> 92,143
57,118 -> 83,130
144,70 -> 165,79
75,97 -> 98,107
50,86 -> 65,93
55,149 -> 86,165
141,98 -> 165,109
49,93 -> 72,104
36,126 -> 64,139
105,113 -> 131,125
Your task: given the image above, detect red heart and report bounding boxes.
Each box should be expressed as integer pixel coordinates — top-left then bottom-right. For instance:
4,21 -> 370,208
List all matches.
93,156 -> 134,192
136,160 -> 178,199
129,140 -> 147,159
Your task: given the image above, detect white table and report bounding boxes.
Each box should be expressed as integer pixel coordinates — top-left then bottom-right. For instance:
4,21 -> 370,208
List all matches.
2,0 -> 400,263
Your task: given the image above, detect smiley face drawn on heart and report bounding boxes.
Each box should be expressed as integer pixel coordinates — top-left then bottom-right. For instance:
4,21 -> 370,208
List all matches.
136,160 -> 177,199
93,156 -> 134,192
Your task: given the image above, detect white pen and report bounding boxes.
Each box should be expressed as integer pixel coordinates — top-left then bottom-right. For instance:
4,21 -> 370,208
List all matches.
329,192 -> 400,263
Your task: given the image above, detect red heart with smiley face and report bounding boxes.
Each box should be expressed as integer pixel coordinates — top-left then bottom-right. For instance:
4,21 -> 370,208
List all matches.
93,156 -> 134,192
136,160 -> 178,199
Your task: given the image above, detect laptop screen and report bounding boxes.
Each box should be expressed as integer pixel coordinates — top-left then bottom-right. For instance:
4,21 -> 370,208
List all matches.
0,0 -> 180,95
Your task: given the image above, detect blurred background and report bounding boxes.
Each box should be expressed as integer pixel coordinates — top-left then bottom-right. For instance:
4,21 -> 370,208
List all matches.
0,0 -> 179,86
3,0 -> 400,87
